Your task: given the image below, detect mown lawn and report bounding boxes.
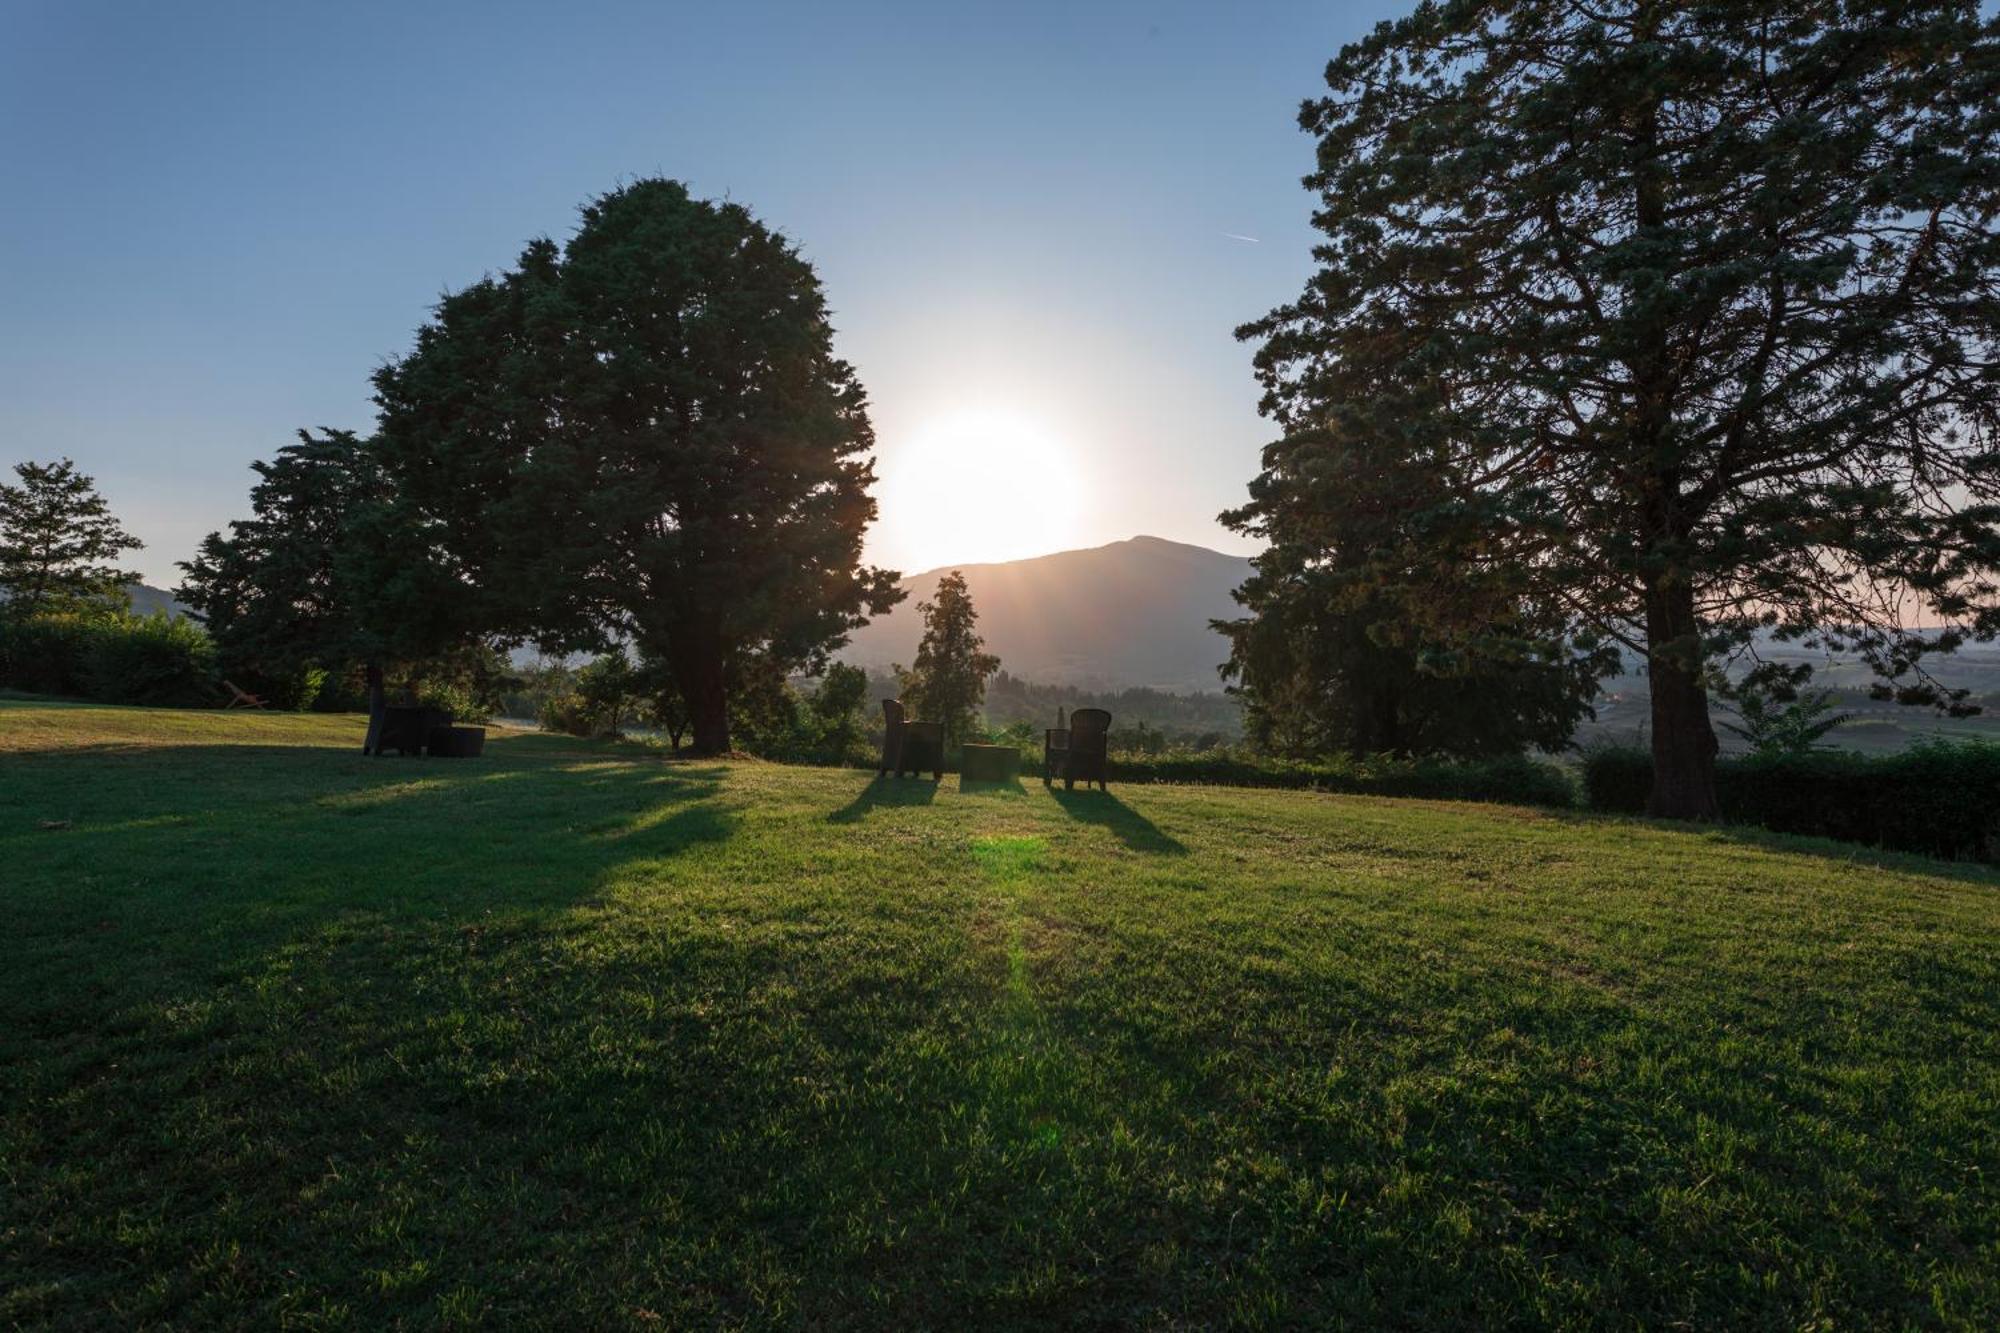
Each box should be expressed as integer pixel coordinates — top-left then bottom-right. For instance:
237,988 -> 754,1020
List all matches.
2,701 -> 1997,1329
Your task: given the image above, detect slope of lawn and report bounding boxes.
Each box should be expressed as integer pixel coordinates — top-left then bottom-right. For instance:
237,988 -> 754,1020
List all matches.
2,700 -> 1997,1329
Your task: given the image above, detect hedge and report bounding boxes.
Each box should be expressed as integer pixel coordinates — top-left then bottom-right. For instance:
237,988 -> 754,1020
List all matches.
0,611 -> 218,708
960,747 -> 1576,807
1582,743 -> 2000,862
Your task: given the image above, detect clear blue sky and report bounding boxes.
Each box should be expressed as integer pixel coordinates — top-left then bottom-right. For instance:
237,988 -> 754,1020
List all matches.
1,0 -> 1404,586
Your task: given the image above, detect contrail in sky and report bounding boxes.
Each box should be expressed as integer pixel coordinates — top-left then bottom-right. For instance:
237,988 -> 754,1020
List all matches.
1223,232 -> 1261,243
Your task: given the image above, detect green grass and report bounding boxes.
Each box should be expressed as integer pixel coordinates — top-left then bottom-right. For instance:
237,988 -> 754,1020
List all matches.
3,702 -> 1997,1329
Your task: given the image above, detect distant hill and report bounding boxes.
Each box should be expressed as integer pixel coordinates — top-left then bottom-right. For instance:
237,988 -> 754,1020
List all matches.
127,583 -> 191,619
843,536 -> 1254,692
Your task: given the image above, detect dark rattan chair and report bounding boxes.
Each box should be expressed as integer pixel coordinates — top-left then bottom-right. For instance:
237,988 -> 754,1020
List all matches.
879,698 -> 906,776
1046,707 -> 1110,789
879,698 -> 944,780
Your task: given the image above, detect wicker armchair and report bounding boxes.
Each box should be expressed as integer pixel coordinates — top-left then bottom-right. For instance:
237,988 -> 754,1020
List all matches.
1045,707 -> 1110,790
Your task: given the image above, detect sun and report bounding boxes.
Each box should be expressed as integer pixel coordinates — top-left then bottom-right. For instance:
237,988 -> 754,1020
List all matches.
873,409 -> 1083,571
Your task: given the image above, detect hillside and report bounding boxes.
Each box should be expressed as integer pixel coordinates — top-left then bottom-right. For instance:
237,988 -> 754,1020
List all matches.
845,535 -> 1254,691
4,702 -> 1997,1327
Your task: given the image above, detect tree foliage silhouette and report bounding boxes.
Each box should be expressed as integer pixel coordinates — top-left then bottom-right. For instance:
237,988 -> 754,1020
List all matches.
371,178 -> 901,754
1242,1 -> 2000,818
899,570 -> 1000,750
0,458 -> 141,618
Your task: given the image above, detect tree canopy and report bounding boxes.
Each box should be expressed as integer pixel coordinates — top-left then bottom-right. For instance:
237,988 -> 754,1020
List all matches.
1242,0 -> 2000,817
0,458 -> 142,619
370,178 -> 900,753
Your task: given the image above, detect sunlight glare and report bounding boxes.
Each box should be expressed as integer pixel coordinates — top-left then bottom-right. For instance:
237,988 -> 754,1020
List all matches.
874,409 -> 1083,570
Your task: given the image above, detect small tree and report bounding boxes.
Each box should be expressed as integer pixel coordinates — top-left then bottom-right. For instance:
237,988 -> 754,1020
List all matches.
177,431 -> 381,707
575,651 -> 639,736
806,662 -> 870,763
899,571 -> 1000,750
633,649 -> 692,752
1720,686 -> 1855,757
0,458 -> 142,618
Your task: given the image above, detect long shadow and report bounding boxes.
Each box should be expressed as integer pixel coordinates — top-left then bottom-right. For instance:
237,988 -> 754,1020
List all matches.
1,738 -> 738,989
1049,786 -> 1188,855
1543,806 -> 2000,889
827,773 -> 939,823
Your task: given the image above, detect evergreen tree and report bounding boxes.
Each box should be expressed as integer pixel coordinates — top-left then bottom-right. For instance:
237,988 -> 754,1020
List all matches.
177,430 -> 381,704
899,571 -> 1001,749
1244,2 -> 2000,818
371,178 -> 902,754
0,458 -> 141,618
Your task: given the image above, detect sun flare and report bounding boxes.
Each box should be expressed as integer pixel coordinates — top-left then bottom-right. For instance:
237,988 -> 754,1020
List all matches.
874,408 -> 1082,571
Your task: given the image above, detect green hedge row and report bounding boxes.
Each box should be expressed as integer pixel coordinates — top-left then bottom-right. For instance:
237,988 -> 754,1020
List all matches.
960,747 -> 1575,807
1582,744 -> 2000,862
0,611 -> 217,707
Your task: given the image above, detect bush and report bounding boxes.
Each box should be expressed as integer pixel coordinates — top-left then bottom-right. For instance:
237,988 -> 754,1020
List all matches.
1582,742 -> 2000,862
0,612 -> 103,696
1080,748 -> 1577,806
83,612 -> 217,706
0,610 -> 218,706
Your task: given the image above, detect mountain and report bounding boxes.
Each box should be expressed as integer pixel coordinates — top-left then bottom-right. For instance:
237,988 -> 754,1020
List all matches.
843,536 -> 1254,692
127,583 -> 191,619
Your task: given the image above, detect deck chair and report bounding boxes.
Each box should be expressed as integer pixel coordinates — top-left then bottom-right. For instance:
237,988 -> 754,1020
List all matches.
1045,707 -> 1110,790
222,679 -> 268,710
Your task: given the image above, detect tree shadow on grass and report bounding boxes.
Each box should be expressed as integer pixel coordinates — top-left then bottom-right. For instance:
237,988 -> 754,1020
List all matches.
1,740 -> 738,987
1049,787 -> 1188,855
827,774 -> 939,823
1544,806 -> 2000,889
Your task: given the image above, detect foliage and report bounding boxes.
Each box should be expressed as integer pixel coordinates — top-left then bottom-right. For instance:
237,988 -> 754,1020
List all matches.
0,458 -> 142,619
978,670 -> 1241,748
370,178 -> 902,755
575,651 -> 638,736
897,571 -> 1000,750
176,430 -> 386,695
1583,740 -> 2000,861
0,610 -> 216,706
7,702 -> 1996,1327
1215,557 -> 1608,759
80,612 -> 217,707
1719,686 -> 1855,757
1245,2 -> 2000,819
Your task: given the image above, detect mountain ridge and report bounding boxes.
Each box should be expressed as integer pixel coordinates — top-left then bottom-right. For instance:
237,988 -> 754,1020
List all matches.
843,535 -> 1254,692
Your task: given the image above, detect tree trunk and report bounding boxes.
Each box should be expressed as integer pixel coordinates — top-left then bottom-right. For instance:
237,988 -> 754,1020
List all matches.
361,661 -> 387,755
1643,579 -> 1720,820
669,624 -> 730,756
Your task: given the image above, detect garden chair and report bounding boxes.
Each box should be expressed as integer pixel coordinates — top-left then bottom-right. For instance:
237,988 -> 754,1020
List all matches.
878,697 -> 942,780
1046,707 -> 1111,790
222,679 -> 268,710
879,698 -> 906,776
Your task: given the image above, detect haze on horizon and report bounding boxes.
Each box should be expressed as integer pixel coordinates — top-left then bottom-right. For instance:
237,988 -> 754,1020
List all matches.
0,0 -> 1411,588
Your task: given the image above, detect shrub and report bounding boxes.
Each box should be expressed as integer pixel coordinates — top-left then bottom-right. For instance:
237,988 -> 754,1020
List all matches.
1079,748 -> 1577,806
0,610 -> 218,706
0,612 -> 103,696
1580,746 -> 1653,814
1582,741 -> 2000,862
83,612 -> 217,706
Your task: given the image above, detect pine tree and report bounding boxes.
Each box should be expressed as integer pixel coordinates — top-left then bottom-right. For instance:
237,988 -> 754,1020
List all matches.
1244,1 -> 2000,818
0,458 -> 142,618
899,571 -> 1001,750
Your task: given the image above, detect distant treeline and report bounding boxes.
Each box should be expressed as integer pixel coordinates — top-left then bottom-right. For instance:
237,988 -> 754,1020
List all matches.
859,667 -> 1241,749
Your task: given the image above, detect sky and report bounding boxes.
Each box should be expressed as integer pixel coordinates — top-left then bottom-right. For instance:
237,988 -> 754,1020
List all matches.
0,0 -> 1407,587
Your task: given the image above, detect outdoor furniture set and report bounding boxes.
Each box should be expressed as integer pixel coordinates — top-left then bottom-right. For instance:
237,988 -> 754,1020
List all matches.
877,698 -> 1111,788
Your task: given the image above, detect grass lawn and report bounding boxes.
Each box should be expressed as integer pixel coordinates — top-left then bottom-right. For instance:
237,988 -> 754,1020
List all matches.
3,701 -> 1997,1329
